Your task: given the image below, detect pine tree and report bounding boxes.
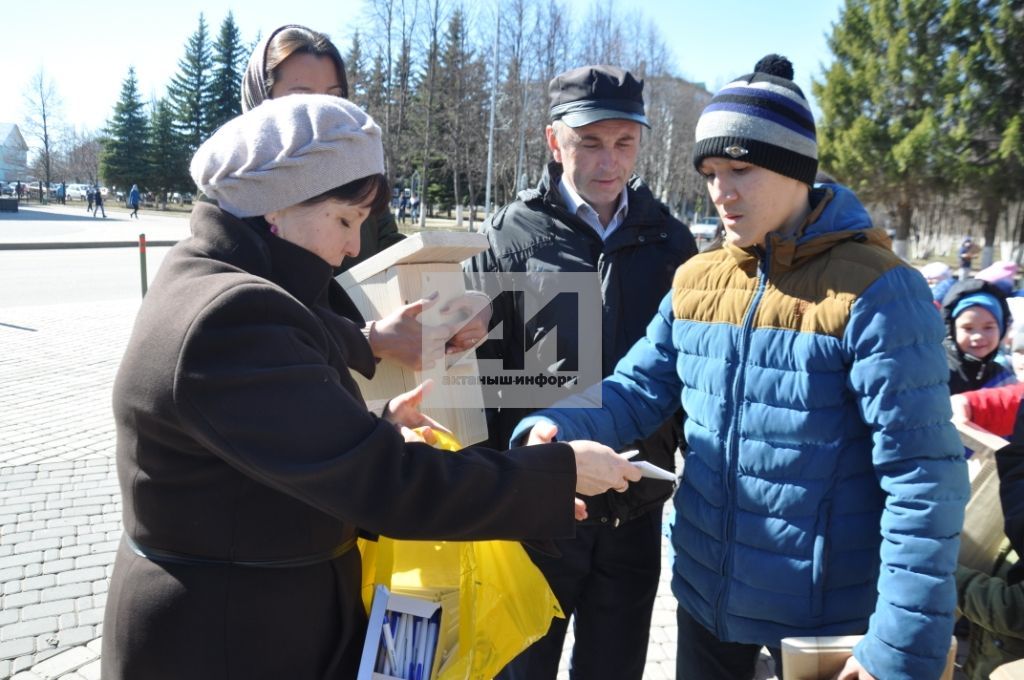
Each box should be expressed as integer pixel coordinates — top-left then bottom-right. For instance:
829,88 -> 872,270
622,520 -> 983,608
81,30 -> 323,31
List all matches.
168,13 -> 215,152
100,66 -> 150,194
813,0 -> 954,257
146,98 -> 190,208
209,12 -> 245,130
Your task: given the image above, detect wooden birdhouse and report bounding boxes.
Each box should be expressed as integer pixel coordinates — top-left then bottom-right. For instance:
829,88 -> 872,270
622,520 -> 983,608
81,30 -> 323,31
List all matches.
336,231 -> 490,446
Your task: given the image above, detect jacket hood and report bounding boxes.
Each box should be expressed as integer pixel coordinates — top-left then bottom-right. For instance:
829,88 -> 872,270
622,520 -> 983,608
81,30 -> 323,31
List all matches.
724,183 -> 889,274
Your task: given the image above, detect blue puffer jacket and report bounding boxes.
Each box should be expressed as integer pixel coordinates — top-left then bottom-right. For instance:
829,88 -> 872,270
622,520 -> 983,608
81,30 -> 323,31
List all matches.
514,185 -> 969,680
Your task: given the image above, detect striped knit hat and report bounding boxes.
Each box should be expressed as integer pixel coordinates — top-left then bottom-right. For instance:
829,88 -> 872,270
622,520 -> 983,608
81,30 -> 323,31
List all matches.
692,54 -> 817,185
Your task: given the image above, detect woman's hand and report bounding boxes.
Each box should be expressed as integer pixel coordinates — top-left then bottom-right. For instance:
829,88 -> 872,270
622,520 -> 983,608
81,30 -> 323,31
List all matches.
523,422 -> 589,520
570,440 -> 641,497
442,292 -> 492,354
368,294 -> 452,370
831,656 -> 877,680
383,380 -> 450,434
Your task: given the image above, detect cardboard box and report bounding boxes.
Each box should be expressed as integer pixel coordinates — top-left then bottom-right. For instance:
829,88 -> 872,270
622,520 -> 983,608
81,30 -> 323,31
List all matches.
357,584 -> 459,680
780,635 -> 956,680
337,232 -> 489,445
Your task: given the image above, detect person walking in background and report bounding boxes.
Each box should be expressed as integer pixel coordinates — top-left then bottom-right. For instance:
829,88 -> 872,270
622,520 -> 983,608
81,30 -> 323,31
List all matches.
511,54 -> 968,680
57,182 -> 66,205
241,24 -> 405,273
960,236 -> 980,281
86,186 -> 94,212
100,95 -> 640,679
128,184 -> 140,219
92,185 -> 105,218
468,65 -> 698,680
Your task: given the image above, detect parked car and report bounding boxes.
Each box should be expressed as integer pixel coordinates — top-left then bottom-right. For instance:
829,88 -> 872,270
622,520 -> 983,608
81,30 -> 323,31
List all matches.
66,184 -> 89,200
690,217 -> 721,242
0,182 -> 12,197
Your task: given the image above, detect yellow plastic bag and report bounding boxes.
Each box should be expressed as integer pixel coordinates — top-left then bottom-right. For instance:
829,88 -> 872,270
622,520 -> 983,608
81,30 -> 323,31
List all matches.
358,427 -> 564,679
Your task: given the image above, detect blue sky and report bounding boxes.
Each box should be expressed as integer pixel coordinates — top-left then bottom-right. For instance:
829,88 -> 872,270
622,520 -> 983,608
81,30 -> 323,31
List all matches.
1,0 -> 843,145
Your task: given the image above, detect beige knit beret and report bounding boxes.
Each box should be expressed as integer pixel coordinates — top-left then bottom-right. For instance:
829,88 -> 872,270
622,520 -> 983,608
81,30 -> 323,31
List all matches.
190,94 -> 384,218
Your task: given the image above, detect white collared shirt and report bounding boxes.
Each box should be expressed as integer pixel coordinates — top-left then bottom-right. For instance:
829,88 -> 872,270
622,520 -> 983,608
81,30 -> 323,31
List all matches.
557,177 -> 629,241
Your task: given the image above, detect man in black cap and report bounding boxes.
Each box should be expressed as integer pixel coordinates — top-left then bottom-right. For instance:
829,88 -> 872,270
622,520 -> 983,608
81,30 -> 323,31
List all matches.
466,65 -> 697,680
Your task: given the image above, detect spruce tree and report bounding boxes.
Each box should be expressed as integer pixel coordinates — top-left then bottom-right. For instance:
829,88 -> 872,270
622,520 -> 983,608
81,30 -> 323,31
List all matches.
813,0 -> 953,256
345,31 -> 366,108
944,0 -> 1024,251
168,13 -> 215,152
147,98 -> 190,208
209,12 -> 245,130
100,66 -> 150,194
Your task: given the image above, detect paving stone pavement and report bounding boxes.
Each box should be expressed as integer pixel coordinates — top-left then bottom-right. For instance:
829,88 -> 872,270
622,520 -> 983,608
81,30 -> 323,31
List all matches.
0,208 -> 779,679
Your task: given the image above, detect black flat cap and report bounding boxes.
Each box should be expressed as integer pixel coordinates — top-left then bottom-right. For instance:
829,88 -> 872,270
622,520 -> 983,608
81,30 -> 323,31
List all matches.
548,65 -> 649,128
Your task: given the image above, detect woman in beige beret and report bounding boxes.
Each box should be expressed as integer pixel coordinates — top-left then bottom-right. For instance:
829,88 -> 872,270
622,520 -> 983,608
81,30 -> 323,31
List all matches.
100,94 -> 639,680
241,24 -> 487,370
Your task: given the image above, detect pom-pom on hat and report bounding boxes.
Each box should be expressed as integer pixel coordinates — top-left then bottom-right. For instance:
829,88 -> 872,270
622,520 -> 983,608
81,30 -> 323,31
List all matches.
190,94 -> 384,218
692,54 -> 818,185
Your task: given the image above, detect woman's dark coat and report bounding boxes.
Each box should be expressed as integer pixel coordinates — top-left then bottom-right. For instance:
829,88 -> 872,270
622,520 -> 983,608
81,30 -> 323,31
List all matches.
101,202 -> 577,679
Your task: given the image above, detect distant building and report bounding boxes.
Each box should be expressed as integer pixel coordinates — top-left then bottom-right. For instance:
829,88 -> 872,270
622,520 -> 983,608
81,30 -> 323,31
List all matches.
0,123 -> 29,182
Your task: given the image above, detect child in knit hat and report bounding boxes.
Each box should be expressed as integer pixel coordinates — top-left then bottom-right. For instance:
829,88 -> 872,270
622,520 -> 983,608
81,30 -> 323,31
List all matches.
941,278 -> 1017,393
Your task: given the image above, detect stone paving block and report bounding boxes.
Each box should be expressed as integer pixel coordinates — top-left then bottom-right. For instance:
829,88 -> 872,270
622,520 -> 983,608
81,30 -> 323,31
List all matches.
76,659 -> 99,680
39,585 -> 90,606
27,645 -> 94,679
21,601 -> 74,623
0,638 -> 35,662
4,590 -> 41,609
20,577 -> 55,594
1,617 -> 58,642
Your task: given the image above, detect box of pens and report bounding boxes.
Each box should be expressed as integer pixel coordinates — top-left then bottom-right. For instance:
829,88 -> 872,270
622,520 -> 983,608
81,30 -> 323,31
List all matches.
357,584 -> 459,680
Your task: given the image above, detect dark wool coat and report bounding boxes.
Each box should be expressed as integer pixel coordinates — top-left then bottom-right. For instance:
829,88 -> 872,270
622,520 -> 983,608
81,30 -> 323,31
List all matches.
101,202 -> 577,680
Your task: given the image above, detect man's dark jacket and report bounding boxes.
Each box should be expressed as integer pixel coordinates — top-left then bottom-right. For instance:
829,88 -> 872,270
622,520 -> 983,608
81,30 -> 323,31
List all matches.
467,162 -> 698,525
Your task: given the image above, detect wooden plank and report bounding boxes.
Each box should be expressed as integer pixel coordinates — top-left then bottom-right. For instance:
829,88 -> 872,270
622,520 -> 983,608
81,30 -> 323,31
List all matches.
339,231 -> 488,286
992,658 -> 1024,680
954,420 -> 1008,574
781,635 -> 956,680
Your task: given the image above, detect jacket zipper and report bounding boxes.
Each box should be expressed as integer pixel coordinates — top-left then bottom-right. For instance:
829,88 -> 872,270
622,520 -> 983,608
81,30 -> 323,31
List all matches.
714,245 -> 770,639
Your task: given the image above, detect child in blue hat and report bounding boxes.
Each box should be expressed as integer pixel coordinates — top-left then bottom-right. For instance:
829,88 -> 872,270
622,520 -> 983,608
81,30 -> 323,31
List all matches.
942,278 -> 1017,393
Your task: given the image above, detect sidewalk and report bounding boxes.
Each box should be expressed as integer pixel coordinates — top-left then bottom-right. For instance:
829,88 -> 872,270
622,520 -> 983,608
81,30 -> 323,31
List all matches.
0,206 -> 776,679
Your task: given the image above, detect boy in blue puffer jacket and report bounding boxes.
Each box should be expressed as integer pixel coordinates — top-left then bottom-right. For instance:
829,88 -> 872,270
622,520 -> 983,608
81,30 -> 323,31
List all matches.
514,54 -> 968,680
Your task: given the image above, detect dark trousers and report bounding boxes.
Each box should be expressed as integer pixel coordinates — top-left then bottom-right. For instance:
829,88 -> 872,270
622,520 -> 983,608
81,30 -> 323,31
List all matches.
496,509 -> 663,680
675,605 -> 783,680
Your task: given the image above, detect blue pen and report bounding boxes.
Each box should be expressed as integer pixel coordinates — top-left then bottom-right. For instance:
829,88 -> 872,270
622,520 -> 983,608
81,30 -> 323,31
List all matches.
381,612 -> 399,675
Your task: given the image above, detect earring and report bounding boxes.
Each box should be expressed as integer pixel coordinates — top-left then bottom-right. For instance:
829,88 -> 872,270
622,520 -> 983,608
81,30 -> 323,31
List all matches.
269,223 -> 279,235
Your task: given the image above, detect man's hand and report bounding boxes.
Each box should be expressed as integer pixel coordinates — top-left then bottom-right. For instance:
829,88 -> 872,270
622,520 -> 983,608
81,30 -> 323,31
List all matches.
831,656 -> 877,680
368,293 -> 452,370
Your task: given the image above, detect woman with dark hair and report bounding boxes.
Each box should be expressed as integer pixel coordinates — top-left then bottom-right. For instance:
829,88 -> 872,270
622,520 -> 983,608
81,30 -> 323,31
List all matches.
242,24 -> 398,272
239,23 -> 486,369
100,95 -> 639,680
